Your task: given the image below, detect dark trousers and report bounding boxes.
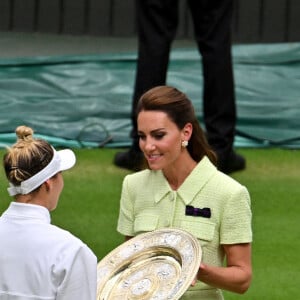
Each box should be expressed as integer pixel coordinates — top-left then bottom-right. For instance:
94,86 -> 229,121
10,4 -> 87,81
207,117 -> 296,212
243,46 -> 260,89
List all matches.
131,0 -> 236,159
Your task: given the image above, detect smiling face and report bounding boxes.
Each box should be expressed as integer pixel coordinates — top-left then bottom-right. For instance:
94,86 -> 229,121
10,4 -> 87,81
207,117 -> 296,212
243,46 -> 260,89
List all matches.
137,110 -> 192,170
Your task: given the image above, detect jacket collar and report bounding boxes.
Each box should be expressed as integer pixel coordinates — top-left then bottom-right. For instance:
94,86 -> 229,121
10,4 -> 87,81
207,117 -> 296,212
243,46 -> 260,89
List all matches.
153,156 -> 217,205
3,201 -> 51,223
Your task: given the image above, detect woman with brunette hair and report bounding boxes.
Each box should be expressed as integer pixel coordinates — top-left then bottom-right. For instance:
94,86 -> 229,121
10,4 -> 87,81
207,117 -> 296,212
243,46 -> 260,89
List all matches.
117,86 -> 252,299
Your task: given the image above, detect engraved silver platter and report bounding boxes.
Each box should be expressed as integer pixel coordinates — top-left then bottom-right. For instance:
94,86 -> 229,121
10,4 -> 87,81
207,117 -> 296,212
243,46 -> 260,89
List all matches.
97,228 -> 202,300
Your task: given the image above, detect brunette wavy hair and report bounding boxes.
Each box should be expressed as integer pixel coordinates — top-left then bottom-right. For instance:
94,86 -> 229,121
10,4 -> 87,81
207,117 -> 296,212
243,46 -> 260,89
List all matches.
137,86 -> 217,164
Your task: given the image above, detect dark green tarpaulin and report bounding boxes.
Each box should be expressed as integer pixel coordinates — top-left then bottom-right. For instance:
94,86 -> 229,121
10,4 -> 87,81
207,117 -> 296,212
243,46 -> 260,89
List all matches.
0,43 -> 300,149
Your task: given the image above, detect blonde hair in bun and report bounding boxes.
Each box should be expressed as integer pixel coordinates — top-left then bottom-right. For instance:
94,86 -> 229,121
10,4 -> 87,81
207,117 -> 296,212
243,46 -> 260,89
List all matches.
3,125 -> 54,189
15,125 -> 34,142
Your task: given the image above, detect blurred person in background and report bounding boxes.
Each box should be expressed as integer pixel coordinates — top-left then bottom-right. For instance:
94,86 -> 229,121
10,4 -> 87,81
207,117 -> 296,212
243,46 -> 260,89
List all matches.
114,0 -> 245,174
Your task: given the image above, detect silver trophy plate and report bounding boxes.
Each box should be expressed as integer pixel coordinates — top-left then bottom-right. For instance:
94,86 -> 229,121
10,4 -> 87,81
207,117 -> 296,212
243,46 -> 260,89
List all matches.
97,228 -> 202,300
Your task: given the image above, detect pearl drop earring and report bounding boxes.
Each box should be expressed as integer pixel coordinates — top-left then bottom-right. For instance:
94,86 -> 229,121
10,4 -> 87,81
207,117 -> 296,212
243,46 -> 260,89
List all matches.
181,140 -> 188,148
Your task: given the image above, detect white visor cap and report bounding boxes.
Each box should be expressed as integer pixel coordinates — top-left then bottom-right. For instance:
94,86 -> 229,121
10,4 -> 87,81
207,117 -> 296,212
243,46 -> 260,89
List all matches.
57,149 -> 76,171
7,149 -> 76,196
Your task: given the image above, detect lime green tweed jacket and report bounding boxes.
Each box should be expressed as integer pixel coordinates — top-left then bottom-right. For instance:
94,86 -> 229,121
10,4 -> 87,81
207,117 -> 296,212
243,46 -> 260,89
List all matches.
117,156 -> 252,296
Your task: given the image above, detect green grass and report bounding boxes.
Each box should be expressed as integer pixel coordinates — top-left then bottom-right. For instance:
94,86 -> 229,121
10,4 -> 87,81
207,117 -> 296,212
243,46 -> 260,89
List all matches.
0,148 -> 299,299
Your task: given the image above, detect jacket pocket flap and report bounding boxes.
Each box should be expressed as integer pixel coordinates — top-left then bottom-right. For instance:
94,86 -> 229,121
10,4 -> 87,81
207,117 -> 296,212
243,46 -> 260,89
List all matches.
134,214 -> 159,233
181,220 -> 215,242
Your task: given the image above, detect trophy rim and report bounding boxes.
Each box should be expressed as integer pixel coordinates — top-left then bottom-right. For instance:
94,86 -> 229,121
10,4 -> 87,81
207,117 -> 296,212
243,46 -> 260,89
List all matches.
97,227 -> 202,300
